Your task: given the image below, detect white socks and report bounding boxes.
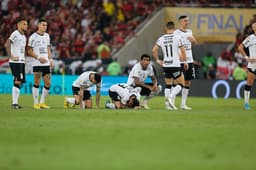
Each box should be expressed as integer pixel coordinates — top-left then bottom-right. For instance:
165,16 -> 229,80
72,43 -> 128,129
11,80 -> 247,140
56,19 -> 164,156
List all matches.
170,85 -> 182,99
164,88 -> 171,99
244,90 -> 250,104
40,88 -> 49,104
32,86 -> 39,104
106,102 -> 115,109
66,97 -> 76,104
12,86 -> 20,104
181,88 -> 189,106
33,86 -> 50,104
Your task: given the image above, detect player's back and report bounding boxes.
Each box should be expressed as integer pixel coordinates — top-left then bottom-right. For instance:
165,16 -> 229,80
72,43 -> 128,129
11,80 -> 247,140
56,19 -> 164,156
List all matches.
156,33 -> 182,68
73,71 -> 95,89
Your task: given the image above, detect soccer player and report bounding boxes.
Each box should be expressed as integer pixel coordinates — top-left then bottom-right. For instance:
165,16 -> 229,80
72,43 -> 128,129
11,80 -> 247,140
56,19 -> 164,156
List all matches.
5,18 -> 28,109
174,15 -> 196,110
127,54 -> 162,109
64,71 -> 102,109
152,21 -> 187,110
105,83 -> 141,109
238,22 -> 256,110
28,18 -> 53,109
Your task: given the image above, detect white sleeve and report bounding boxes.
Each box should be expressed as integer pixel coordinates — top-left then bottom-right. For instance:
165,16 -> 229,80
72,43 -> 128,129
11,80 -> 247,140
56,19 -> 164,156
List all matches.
9,31 -> 17,42
242,36 -> 251,48
28,34 -> 35,48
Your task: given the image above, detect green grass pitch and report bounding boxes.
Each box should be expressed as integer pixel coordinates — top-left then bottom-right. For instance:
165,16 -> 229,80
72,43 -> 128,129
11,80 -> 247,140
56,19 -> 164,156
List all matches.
0,94 -> 255,170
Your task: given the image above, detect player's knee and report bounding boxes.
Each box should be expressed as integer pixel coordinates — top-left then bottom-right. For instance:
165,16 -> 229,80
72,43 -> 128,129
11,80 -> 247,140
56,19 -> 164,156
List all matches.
44,86 -> 50,90
245,85 -> 251,91
177,83 -> 184,88
33,84 -> 39,88
85,100 -> 92,108
14,83 -> 20,89
165,84 -> 172,89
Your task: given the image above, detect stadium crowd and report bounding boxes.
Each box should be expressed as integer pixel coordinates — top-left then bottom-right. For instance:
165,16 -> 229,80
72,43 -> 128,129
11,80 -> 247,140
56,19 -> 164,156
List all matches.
0,0 -> 255,77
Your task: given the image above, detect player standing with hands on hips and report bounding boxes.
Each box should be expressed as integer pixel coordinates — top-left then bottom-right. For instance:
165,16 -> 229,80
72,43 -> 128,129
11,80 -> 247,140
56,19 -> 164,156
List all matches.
28,18 -> 53,109
174,15 -> 196,110
5,18 -> 28,109
238,22 -> 256,110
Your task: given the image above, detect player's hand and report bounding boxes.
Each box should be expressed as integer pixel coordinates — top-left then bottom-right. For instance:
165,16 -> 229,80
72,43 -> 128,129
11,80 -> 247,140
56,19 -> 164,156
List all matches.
38,57 -> 47,64
134,106 -> 140,110
184,63 -> 189,70
11,56 -> 19,61
247,57 -> 256,63
156,59 -> 163,66
152,85 -> 158,92
187,36 -> 196,43
49,59 -> 54,68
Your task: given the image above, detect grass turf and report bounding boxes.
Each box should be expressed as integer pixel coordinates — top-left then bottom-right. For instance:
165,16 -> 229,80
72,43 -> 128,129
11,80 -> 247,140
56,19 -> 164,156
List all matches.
0,94 -> 255,170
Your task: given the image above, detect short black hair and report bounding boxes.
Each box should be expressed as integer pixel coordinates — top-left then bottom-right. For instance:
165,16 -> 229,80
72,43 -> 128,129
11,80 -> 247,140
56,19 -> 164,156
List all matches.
178,15 -> 188,20
166,21 -> 174,29
94,73 -> 102,83
16,17 -> 27,24
131,98 -> 140,108
140,54 -> 151,60
38,18 -> 47,23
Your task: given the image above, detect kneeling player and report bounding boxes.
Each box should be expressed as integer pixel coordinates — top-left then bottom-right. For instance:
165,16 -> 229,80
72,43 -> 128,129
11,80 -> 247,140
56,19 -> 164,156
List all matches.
64,71 -> 102,109
105,84 -> 141,109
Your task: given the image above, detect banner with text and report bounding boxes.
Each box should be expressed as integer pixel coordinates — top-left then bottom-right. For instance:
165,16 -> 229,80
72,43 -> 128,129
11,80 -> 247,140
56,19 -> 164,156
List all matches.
165,7 -> 255,42
0,74 -> 255,99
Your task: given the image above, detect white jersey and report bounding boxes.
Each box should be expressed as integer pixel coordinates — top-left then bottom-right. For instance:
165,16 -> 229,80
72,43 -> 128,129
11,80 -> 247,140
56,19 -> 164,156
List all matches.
155,33 -> 184,67
72,71 -> 101,90
242,34 -> 256,70
174,29 -> 194,63
110,84 -> 140,105
28,32 -> 51,67
127,62 -> 154,86
8,30 -> 26,63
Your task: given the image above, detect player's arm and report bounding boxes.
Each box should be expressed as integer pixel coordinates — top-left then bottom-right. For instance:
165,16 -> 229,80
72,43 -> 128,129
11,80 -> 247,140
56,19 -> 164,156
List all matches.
238,43 -> 256,63
5,39 -> 18,61
179,45 -> 186,62
152,44 -> 163,66
95,84 -> 101,109
27,46 -> 47,63
79,86 -> 84,109
179,45 -> 189,70
133,77 -> 153,90
150,75 -> 158,92
47,46 -> 53,68
188,35 -> 196,44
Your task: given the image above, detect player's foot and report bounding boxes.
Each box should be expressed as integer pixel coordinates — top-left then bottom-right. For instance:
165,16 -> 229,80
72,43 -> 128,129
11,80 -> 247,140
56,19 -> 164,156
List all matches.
70,104 -> 76,108
156,84 -> 162,95
40,103 -> 50,109
141,103 -> 150,110
180,105 -> 192,110
64,97 -> 69,109
12,104 -> 23,109
105,100 -> 110,108
105,100 -> 115,109
165,101 -> 173,110
33,104 -> 41,109
167,98 -> 178,110
244,103 -> 251,110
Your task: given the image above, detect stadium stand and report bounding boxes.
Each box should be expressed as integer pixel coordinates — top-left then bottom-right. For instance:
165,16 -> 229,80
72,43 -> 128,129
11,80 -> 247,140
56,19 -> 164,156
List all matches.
0,0 -> 255,77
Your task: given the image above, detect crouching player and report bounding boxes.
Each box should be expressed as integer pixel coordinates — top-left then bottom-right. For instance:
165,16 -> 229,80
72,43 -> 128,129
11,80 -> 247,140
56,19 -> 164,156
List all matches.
105,83 -> 141,109
64,71 -> 102,109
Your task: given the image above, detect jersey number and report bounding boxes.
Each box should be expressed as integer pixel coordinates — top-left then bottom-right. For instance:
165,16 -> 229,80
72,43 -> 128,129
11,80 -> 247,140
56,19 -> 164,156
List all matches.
164,45 -> 173,57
